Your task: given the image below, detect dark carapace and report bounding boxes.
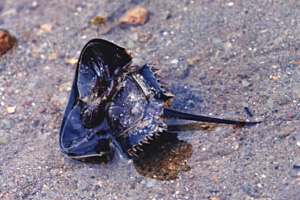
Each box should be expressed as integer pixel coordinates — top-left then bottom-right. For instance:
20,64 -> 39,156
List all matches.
59,39 -> 260,160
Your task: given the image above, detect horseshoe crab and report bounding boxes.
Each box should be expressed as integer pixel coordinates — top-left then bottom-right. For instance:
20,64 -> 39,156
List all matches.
59,39 -> 260,160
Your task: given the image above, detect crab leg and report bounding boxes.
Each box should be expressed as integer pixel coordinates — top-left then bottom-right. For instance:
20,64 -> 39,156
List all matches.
163,108 -> 261,126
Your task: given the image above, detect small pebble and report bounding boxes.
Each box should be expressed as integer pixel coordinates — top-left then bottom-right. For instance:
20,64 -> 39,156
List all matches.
241,79 -> 251,87
146,179 -> 157,188
89,15 -> 107,25
293,157 -> 300,170
37,23 -> 53,36
97,180 -> 103,185
232,142 -> 239,150
223,41 -> 233,51
210,197 -> 221,200
0,135 -> 10,145
227,2 -> 234,6
242,102 -> 249,107
118,7 -> 148,26
290,171 -> 299,178
0,29 -> 17,56
94,185 -> 101,190
33,120 -> 40,127
267,98 -> 274,108
187,55 -> 201,66
6,106 -> 16,114
24,101 -> 31,106
48,52 -> 60,60
0,119 -> 14,129
32,1 -> 38,8
241,185 -> 251,193
170,59 -> 179,64
212,38 -> 223,49
65,58 -> 78,65
126,40 -> 136,49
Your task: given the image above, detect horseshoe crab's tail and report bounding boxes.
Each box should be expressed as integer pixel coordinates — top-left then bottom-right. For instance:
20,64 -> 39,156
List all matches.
163,108 -> 262,126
